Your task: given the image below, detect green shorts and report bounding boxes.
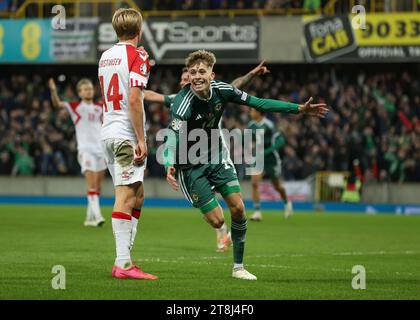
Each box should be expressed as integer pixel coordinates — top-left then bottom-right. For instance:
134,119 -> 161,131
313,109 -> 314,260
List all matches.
177,161 -> 241,214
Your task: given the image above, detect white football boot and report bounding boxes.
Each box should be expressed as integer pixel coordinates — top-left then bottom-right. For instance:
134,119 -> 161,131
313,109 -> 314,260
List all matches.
250,211 -> 262,221
284,201 -> 294,219
232,268 -> 257,280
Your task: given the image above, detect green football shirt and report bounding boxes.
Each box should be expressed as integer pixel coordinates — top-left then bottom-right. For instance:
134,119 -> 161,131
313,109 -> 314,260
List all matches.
164,80 -> 299,169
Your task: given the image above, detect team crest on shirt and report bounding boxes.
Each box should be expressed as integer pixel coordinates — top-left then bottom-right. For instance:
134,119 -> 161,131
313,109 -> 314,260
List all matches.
214,103 -> 222,111
191,193 -> 199,202
140,63 -> 148,76
171,118 -> 183,131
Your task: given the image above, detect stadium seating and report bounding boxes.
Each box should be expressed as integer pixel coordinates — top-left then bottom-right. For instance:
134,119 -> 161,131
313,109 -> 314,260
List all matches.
1,64 -> 419,182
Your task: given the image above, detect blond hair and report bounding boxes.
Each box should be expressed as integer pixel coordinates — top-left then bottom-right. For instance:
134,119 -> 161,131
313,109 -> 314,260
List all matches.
112,8 -> 142,40
76,78 -> 93,92
185,50 -> 216,69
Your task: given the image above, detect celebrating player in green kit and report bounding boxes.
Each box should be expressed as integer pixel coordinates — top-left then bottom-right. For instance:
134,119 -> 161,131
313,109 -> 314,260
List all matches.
163,50 -> 328,280
145,61 -> 271,253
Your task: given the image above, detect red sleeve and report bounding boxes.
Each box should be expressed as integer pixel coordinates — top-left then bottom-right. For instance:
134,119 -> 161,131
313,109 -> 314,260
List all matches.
127,45 -> 150,89
69,101 -> 79,111
64,101 -> 81,125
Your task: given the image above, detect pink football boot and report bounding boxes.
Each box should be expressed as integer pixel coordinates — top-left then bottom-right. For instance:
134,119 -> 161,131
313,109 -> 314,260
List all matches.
112,265 -> 158,280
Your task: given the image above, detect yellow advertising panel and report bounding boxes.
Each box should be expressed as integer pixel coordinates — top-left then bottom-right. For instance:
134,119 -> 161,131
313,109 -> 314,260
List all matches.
353,13 -> 420,46
303,13 -> 420,62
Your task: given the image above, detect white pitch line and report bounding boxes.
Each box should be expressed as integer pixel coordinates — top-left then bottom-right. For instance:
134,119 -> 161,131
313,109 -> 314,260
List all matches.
188,250 -> 420,262
332,250 -> 419,256
249,250 -> 420,259
137,250 -> 420,264
136,258 -> 416,277
137,258 -> 295,270
137,250 -> 419,277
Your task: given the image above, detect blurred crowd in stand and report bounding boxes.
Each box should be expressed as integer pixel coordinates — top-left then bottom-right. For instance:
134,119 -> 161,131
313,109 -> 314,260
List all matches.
1,64 -> 419,182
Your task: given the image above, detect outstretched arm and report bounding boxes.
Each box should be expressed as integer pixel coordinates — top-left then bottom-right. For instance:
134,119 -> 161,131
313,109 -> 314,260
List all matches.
230,60 -> 270,89
246,95 -> 300,114
144,90 -> 174,109
298,97 -> 329,117
227,84 -> 328,117
48,78 -> 67,108
248,96 -> 328,117
144,90 -> 165,103
221,81 -> 328,117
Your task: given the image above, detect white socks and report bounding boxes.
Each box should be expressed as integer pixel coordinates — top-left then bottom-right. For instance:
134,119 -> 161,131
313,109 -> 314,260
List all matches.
216,222 -> 228,237
112,212 -> 132,268
130,209 -> 141,250
86,202 -> 94,221
233,263 -> 244,270
87,191 -> 103,221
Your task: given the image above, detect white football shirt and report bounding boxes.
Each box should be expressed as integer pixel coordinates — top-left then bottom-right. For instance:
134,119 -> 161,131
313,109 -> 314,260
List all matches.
98,42 -> 150,142
64,101 -> 104,156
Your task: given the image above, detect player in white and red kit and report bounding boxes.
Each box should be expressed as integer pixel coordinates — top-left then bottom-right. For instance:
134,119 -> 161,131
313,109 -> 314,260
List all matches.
98,8 -> 157,280
49,78 -> 106,227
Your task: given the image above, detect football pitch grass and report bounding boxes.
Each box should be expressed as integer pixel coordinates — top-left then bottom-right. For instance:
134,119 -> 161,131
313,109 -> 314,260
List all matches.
1,204 -> 419,300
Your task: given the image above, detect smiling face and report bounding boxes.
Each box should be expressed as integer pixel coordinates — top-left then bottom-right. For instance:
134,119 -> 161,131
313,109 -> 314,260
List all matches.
185,50 -> 216,99
188,61 -> 215,98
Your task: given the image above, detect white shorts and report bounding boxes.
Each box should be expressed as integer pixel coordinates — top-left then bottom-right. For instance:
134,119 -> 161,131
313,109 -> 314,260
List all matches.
101,139 -> 146,186
78,151 -> 107,173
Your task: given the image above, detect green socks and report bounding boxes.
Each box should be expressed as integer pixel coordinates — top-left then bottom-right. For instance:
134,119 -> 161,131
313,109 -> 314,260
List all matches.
231,218 -> 247,264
